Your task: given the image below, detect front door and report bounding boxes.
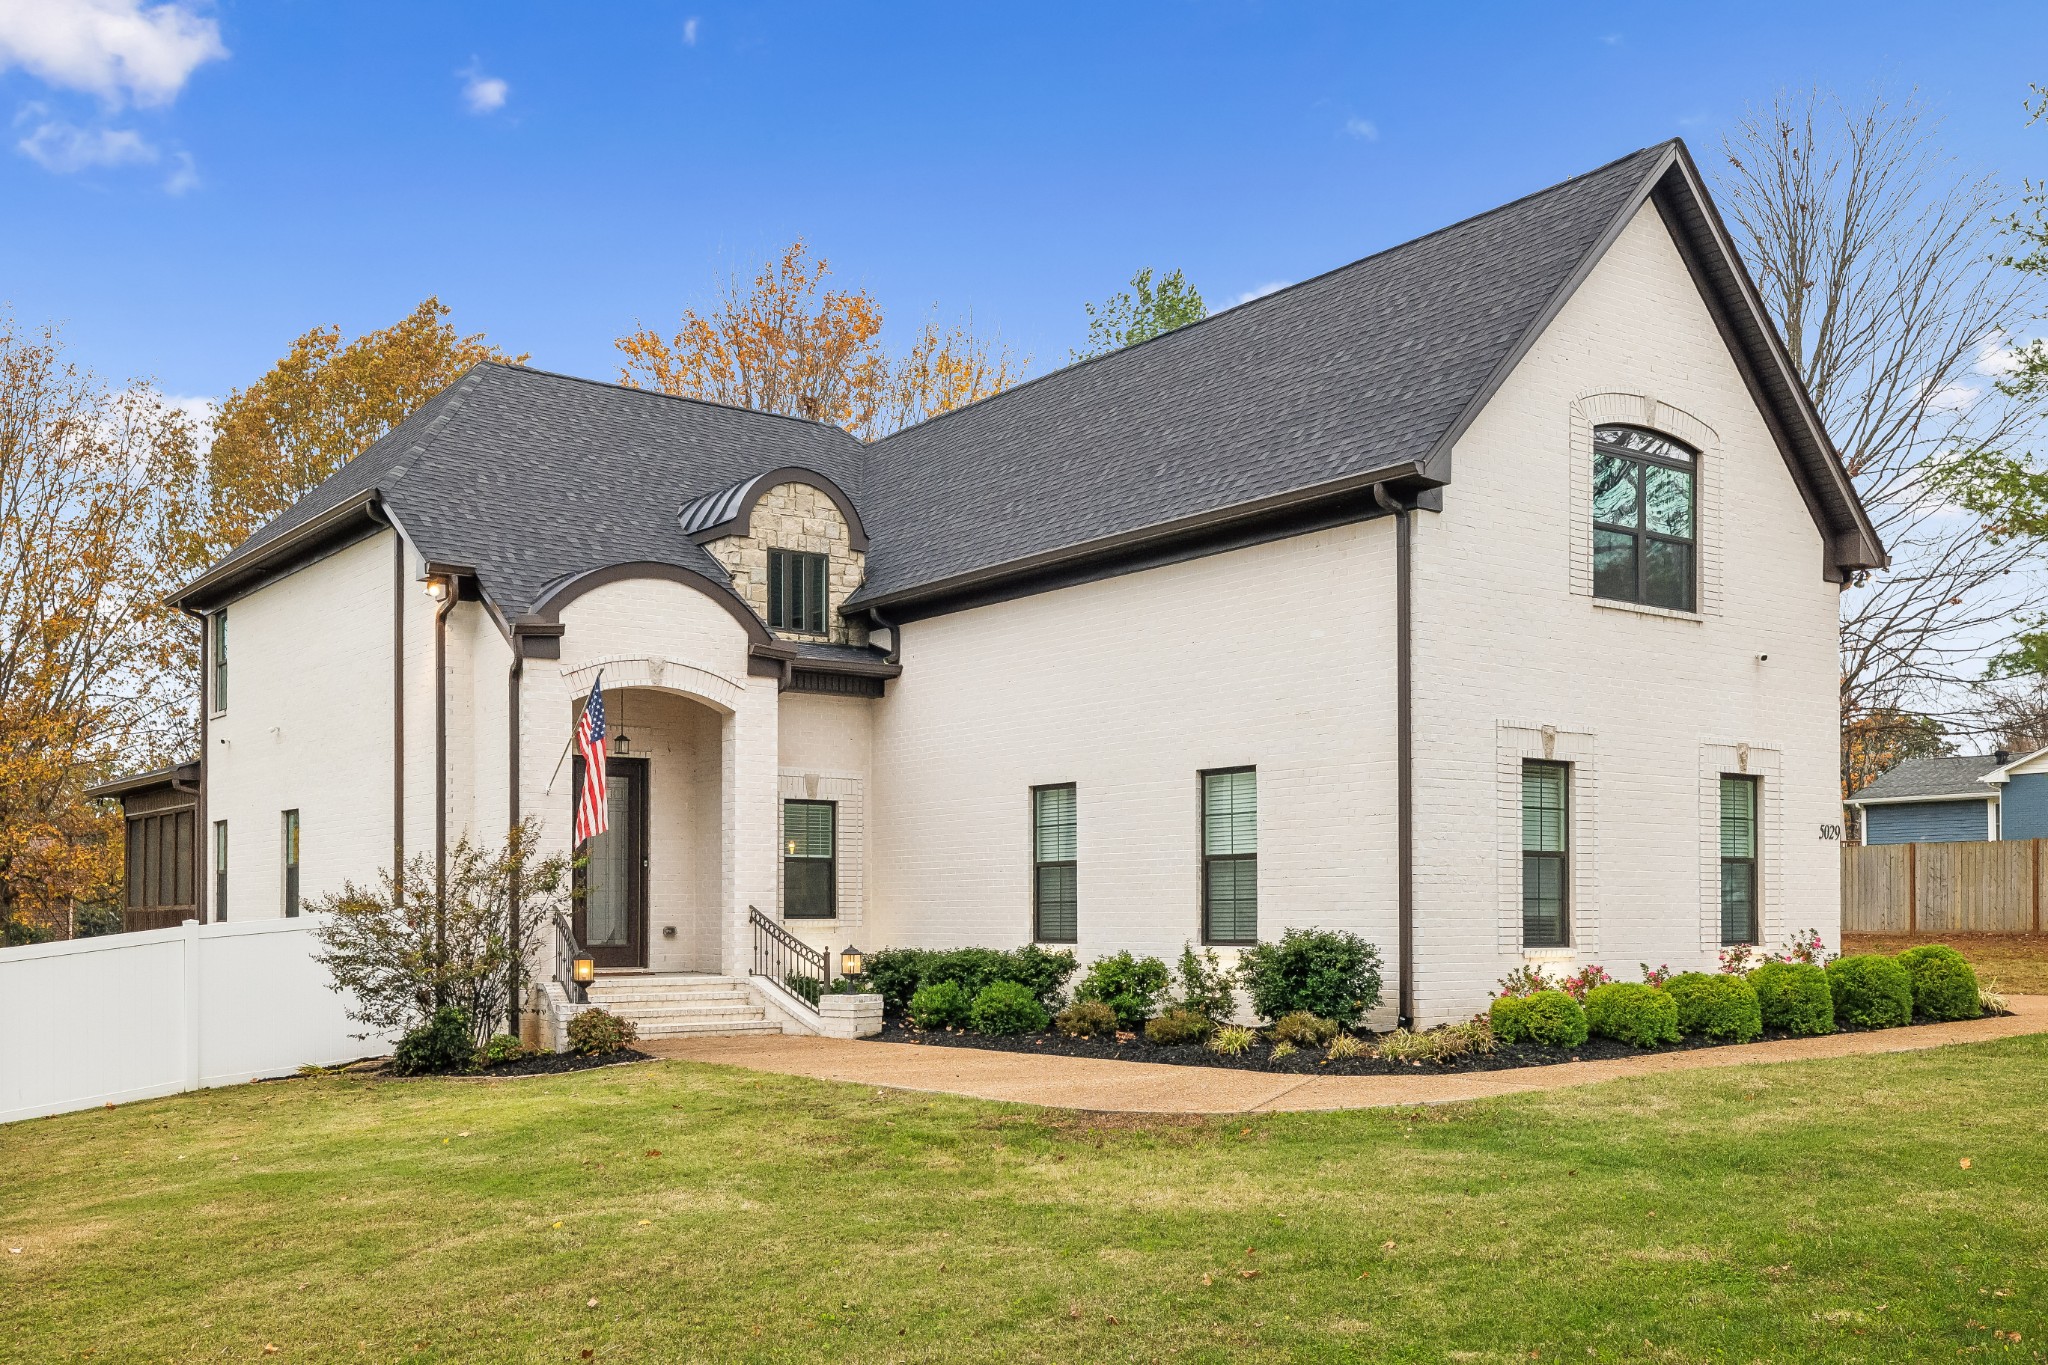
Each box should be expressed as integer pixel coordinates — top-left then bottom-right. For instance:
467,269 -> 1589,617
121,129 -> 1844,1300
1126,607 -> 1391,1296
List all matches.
573,755 -> 649,968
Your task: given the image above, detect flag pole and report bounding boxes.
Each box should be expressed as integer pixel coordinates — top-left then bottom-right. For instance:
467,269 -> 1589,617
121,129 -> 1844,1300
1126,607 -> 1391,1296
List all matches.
546,671 -> 601,799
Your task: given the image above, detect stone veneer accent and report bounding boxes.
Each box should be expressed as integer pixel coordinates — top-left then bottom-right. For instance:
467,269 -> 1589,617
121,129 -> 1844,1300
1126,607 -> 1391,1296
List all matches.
703,481 -> 868,646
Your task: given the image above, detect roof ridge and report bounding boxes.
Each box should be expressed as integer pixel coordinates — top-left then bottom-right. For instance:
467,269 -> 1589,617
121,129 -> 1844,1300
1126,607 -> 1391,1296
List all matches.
869,139 -> 1679,452
483,360 -> 866,443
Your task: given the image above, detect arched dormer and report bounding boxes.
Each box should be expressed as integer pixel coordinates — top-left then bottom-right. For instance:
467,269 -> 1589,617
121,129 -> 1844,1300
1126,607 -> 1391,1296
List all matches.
679,467 -> 869,646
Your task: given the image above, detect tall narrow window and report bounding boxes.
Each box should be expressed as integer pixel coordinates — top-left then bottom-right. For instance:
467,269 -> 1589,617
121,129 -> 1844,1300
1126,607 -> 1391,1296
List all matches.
281,809 -> 300,918
1032,784 -> 1078,943
1720,776 -> 1760,945
1592,425 -> 1696,611
214,820 -> 228,922
782,799 -> 836,918
767,549 -> 829,634
1521,761 -> 1569,947
1201,768 -> 1258,944
211,610 -> 228,712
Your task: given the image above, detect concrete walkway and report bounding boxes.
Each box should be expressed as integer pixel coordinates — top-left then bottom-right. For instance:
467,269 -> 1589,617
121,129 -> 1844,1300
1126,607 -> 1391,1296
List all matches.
643,994 -> 2048,1114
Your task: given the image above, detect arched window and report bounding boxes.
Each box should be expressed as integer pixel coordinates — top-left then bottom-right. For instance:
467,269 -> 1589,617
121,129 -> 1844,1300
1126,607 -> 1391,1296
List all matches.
1592,424 -> 1696,611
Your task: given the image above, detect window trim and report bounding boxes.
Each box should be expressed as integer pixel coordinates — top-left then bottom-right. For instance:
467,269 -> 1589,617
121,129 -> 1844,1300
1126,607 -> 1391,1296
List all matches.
1199,766 -> 1258,947
1030,783 -> 1078,945
1591,425 -> 1697,613
281,809 -> 300,918
766,547 -> 830,636
1719,774 -> 1761,946
781,798 -> 837,919
1521,760 -> 1570,949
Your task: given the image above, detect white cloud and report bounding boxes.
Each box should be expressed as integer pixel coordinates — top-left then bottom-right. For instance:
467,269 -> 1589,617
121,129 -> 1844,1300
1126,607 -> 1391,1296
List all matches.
162,146 -> 195,192
1599,32 -> 1623,46
0,0 -> 225,108
459,61 -> 508,114
167,391 -> 215,444
1232,281 -> 1290,307
1342,116 -> 1378,141
15,105 -> 157,171
682,16 -> 700,45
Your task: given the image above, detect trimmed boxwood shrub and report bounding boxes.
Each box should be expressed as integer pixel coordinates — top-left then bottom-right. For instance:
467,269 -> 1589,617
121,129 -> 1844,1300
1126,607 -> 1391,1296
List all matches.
394,1005 -> 477,1074
1074,951 -> 1171,1030
1896,944 -> 1982,1022
1489,989 -> 1588,1048
1143,1007 -> 1215,1046
1054,1000 -> 1117,1038
907,980 -> 971,1029
565,1006 -> 639,1057
1825,954 -> 1914,1029
862,945 -> 1080,1015
1664,971 -> 1762,1041
1582,982 -> 1679,1048
969,980 -> 1048,1035
1749,961 -> 1835,1036
1237,927 -> 1384,1026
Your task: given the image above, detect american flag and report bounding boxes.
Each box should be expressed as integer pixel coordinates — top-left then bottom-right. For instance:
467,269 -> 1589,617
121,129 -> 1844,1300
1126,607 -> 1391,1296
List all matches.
574,675 -> 608,844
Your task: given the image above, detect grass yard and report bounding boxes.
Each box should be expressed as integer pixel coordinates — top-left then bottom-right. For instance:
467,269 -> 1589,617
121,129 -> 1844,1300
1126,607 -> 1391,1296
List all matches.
1844,933 -> 2048,996
4,1041 -> 2047,1363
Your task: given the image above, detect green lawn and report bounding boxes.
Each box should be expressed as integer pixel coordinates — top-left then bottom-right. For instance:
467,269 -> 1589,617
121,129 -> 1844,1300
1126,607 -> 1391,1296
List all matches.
4,1042 -> 2046,1363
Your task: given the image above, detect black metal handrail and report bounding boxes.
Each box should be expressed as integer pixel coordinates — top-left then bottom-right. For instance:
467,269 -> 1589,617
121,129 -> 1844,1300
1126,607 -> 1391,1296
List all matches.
553,911 -> 589,1005
750,906 -> 826,1004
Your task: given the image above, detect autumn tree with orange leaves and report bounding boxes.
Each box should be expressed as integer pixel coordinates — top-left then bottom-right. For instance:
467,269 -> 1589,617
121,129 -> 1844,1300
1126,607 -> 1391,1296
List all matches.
0,316 -> 198,941
615,241 -> 1020,440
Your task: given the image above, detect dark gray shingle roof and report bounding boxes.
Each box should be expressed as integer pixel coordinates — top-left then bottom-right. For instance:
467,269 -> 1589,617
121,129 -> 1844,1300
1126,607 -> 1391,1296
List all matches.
1848,755 -> 2000,803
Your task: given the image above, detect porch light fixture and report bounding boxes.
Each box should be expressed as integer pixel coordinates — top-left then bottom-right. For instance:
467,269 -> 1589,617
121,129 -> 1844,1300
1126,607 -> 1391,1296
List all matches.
611,732 -> 630,755
839,944 -> 864,979
571,952 -> 595,986
424,575 -> 452,603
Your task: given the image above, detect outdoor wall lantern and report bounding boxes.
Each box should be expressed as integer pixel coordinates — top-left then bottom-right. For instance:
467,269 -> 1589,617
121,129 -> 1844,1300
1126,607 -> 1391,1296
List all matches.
572,953 -> 596,986
424,575 -> 452,603
611,732 -> 631,755
839,944 -> 865,979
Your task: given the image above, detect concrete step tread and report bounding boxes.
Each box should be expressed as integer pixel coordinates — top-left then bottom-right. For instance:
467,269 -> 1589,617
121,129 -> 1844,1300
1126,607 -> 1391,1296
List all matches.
608,1007 -> 768,1023
634,1019 -> 783,1037
587,989 -> 756,1004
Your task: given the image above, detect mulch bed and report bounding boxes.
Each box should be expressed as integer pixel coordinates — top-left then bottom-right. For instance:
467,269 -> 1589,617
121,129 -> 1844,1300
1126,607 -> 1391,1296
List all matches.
868,1016 -> 1986,1077
337,1049 -> 653,1080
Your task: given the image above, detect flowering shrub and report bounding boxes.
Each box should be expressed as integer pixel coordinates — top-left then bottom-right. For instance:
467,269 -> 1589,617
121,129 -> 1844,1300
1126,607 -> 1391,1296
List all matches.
1555,963 -> 1615,1003
1776,928 -> 1833,967
1493,965 -> 1551,998
1639,962 -> 1673,988
1717,943 -> 1758,975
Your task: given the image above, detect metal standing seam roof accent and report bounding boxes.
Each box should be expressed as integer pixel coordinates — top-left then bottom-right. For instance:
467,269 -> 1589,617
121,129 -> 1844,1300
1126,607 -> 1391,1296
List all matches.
174,137 -> 1883,628
1845,755 -> 2003,803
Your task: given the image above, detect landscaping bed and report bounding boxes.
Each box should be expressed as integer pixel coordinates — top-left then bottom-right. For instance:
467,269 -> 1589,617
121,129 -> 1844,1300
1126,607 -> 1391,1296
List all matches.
342,1047 -> 653,1080
869,1013 -> 1983,1074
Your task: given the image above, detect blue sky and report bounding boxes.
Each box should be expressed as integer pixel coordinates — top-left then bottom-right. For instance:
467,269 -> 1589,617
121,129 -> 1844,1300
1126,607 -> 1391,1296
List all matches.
2,1 -> 2042,410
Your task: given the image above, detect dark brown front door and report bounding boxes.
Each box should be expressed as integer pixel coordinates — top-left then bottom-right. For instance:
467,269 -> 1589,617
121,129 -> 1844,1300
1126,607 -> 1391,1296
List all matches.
573,756 -> 649,968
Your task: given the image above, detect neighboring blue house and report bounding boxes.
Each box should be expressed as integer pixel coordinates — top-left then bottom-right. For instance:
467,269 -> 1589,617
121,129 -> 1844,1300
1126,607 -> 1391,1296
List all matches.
1846,748 -> 2048,844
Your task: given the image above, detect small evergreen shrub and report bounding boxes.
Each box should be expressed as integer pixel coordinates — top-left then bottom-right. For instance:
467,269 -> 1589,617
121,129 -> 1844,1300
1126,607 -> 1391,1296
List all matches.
565,1006 -> 639,1056
1074,951 -> 1170,1030
1489,989 -> 1588,1048
393,1005 -> 477,1074
1238,928 -> 1383,1025
1144,1007 -> 1215,1046
1054,999 -> 1118,1038
969,980 -> 1049,1035
784,972 -> 823,1006
1825,954 -> 1914,1029
1267,1011 -> 1340,1047
907,980 -> 972,1029
1582,982 -> 1679,1049
1664,972 -> 1762,1041
479,1033 -> 532,1067
1748,961 -> 1834,1036
861,945 -> 1080,1014
1173,943 -> 1239,1020
1896,944 -> 1982,1021
1206,1025 -> 1257,1056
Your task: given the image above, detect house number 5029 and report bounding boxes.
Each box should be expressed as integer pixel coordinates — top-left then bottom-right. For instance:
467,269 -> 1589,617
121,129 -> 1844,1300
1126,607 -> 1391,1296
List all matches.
1818,824 -> 1842,841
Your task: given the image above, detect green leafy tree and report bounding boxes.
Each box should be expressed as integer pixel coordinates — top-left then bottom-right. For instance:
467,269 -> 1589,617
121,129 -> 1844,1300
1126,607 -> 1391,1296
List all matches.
1073,267 -> 1207,360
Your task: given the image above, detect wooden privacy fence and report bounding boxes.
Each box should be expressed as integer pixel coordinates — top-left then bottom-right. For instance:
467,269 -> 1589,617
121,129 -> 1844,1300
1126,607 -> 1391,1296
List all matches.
1842,841 -> 2046,935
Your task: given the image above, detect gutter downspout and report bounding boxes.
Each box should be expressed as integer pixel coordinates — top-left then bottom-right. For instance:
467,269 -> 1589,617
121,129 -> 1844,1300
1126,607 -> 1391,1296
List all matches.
506,650 -> 523,1036
1373,484 -> 1415,1030
868,606 -> 901,665
433,579 -> 459,1008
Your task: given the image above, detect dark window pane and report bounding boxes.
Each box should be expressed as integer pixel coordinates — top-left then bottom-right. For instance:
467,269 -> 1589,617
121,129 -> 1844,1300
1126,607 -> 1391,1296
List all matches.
1205,857 -> 1257,943
783,800 -> 835,918
808,553 -> 828,633
784,859 -> 834,918
1643,538 -> 1693,611
767,551 -> 786,628
1595,425 -> 1693,464
1643,464 -> 1694,537
1720,861 -> 1757,945
1523,853 -> 1567,946
1593,528 -> 1637,601
1593,453 -> 1640,526
1035,864 -> 1077,942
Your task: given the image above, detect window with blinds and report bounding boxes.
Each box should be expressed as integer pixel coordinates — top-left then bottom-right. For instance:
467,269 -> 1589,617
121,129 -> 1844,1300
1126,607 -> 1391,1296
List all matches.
783,799 -> 837,918
1521,761 -> 1569,947
281,809 -> 301,918
1201,768 -> 1257,944
767,549 -> 829,635
1720,775 -> 1759,945
1032,784 -> 1078,943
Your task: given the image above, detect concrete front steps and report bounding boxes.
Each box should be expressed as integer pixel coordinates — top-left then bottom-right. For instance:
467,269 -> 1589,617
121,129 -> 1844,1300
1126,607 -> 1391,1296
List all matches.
584,974 -> 784,1039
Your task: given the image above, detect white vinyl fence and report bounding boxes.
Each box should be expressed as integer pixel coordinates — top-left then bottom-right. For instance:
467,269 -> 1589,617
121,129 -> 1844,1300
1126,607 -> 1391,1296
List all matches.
0,916 -> 391,1125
